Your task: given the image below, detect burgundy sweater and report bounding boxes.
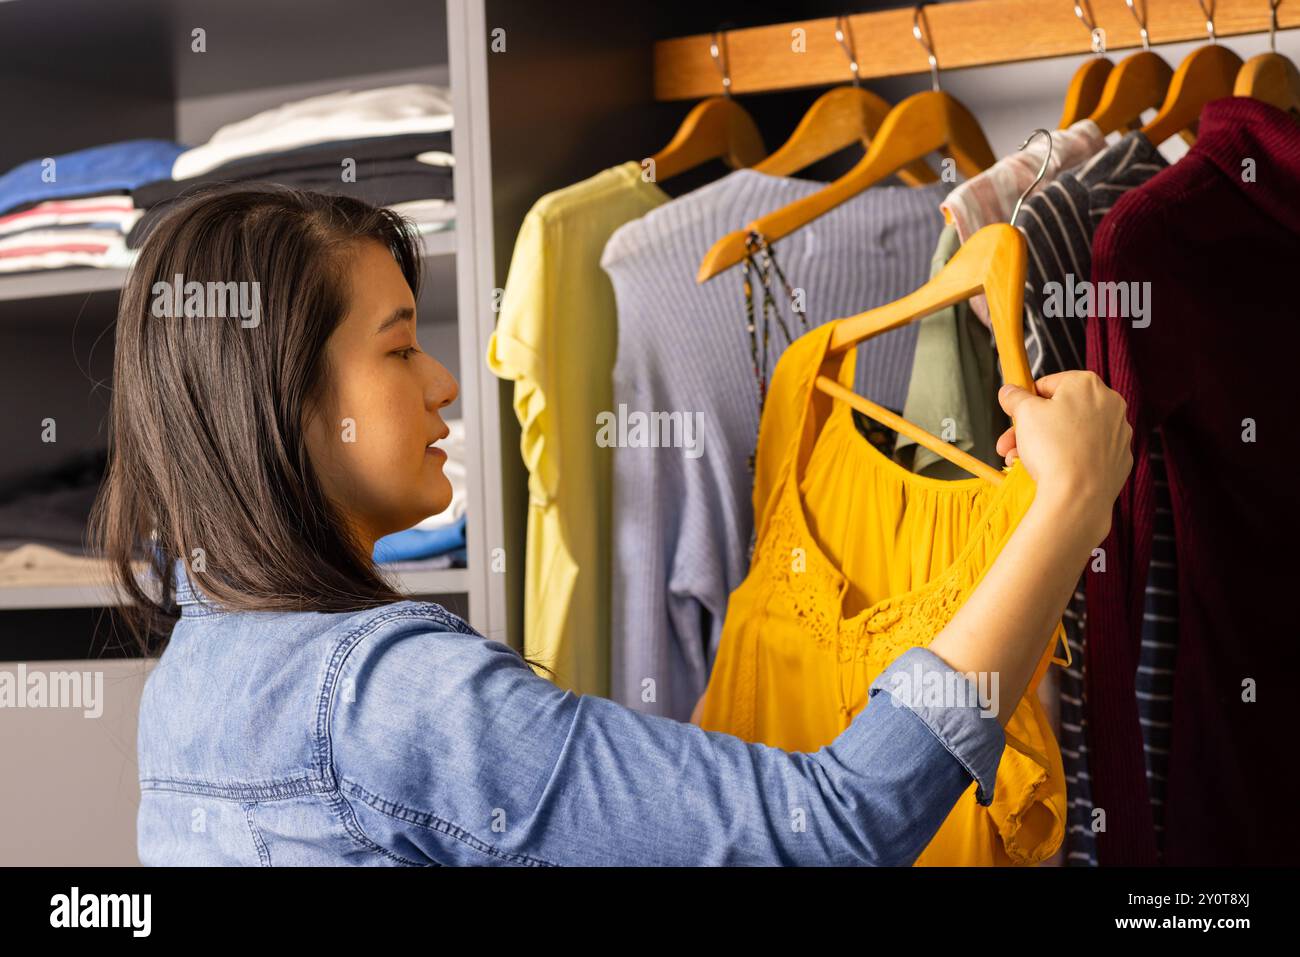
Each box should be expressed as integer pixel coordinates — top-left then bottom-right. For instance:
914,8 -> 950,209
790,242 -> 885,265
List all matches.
1086,97 -> 1300,865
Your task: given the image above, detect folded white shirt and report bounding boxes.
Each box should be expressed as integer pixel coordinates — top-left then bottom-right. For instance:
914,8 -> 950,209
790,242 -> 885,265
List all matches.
174,83 -> 454,180
389,198 -> 455,223
0,228 -> 137,272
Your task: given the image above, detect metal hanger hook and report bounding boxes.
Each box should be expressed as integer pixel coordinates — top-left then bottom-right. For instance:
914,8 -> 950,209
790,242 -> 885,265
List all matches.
710,30 -> 733,97
1073,1 -> 1105,56
1124,0 -> 1151,50
1198,0 -> 1217,44
1009,128 -> 1054,228
834,15 -> 862,87
912,4 -> 941,92
1268,0 -> 1280,52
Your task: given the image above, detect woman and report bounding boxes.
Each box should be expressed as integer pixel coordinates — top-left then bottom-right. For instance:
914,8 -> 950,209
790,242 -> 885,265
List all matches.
98,185 -> 1131,866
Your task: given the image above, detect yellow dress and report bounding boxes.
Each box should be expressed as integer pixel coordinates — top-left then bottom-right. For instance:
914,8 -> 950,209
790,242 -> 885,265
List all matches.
487,163 -> 668,696
698,321 -> 1068,866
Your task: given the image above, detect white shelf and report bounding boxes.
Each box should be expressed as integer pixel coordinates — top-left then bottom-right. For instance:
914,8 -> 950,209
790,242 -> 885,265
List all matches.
0,582 -> 125,610
0,566 -> 468,611
381,565 -> 469,595
0,267 -> 132,303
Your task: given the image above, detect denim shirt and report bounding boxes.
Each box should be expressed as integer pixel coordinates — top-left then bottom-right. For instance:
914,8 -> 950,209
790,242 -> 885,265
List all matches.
136,564 -> 1007,866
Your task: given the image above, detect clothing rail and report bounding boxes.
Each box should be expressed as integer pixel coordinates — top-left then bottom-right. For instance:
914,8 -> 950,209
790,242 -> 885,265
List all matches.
654,0 -> 1300,101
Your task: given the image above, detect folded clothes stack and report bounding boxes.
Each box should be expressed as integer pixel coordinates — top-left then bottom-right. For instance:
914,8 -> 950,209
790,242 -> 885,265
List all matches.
0,447 -> 107,553
129,83 -> 457,249
373,418 -> 467,568
373,513 -> 467,568
0,140 -> 184,273
388,198 -> 456,236
0,85 -> 455,277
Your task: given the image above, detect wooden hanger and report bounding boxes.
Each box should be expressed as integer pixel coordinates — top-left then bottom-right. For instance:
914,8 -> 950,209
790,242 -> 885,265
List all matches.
813,130 -> 1054,484
699,91 -> 993,282
698,8 -> 995,283
649,98 -> 766,182
1059,1 -> 1114,126
1236,51 -> 1300,111
1087,51 -> 1174,133
1140,3 -> 1242,146
648,31 -> 766,183
1234,1 -> 1300,114
1086,1 -> 1173,134
756,16 -> 937,186
1062,57 -> 1115,127
816,224 -> 1033,484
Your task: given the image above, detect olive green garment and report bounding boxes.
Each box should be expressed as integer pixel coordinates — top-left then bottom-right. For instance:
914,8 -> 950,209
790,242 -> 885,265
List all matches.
894,223 -> 1011,480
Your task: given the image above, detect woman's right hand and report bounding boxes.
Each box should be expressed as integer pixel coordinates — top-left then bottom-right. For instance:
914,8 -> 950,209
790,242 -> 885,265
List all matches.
922,370 -> 1133,726
994,371 -> 1133,542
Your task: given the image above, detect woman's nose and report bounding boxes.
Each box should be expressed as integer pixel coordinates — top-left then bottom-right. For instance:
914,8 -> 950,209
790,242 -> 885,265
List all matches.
426,358 -> 458,410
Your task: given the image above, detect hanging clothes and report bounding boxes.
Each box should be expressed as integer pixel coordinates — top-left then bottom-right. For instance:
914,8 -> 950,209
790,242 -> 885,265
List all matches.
1018,131 -> 1168,375
939,120 -> 1104,324
896,128 -> 1104,865
1012,129 -> 1172,866
942,119 -> 1104,243
699,320 -> 1068,866
487,162 -> 669,698
1087,97 -> 1300,865
894,223 -> 1010,481
600,170 -> 949,720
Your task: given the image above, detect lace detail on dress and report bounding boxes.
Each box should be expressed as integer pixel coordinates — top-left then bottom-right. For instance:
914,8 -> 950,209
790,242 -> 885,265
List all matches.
757,501 -> 840,654
756,469 -> 1023,680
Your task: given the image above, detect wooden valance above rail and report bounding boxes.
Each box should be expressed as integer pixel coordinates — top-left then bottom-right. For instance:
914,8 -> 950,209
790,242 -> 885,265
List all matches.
654,0 -> 1300,101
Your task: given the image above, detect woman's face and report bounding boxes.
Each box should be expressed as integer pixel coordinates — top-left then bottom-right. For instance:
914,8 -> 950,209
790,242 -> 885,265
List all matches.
305,239 -> 458,550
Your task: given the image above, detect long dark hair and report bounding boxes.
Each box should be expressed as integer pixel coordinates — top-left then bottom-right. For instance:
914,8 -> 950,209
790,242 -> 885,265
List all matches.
92,185 -> 461,657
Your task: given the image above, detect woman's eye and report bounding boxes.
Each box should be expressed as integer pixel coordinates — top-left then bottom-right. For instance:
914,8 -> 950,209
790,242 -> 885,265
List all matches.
393,347 -> 420,360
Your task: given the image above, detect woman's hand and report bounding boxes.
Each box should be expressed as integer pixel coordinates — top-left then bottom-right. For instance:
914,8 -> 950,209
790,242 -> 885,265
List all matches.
925,371 -> 1133,725
995,371 -> 1133,542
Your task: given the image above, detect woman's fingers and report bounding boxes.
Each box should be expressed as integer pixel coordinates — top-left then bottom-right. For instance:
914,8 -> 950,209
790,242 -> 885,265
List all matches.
996,383 -> 1036,419
996,372 -> 1074,462
1026,371 -> 1073,398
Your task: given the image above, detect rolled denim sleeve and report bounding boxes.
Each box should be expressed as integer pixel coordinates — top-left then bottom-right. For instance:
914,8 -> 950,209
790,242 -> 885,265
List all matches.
868,646 -> 1006,807
329,611 -> 1006,866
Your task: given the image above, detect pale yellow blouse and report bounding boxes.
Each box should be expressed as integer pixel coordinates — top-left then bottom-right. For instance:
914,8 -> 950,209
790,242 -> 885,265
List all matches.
487,163 -> 667,696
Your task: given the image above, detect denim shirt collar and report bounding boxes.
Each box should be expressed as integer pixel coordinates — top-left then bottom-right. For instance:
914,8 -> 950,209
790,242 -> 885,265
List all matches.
173,559 -> 224,617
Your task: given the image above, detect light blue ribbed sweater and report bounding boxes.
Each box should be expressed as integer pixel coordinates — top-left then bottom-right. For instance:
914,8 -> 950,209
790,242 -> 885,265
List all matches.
601,169 -> 950,720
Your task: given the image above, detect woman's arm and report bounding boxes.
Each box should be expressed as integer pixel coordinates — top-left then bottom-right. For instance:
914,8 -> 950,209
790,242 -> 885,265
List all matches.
329,371 -> 1130,866
329,617 -> 1004,866
926,371 -> 1131,725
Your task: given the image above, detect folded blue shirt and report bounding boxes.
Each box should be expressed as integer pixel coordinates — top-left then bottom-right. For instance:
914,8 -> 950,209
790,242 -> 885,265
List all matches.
373,512 -> 467,563
0,139 -> 187,215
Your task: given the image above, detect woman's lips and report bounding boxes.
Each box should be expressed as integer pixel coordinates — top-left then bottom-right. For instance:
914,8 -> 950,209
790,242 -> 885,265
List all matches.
425,445 -> 447,459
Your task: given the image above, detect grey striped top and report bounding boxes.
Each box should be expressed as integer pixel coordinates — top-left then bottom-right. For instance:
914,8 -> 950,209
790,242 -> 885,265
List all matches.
600,169 -> 950,720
